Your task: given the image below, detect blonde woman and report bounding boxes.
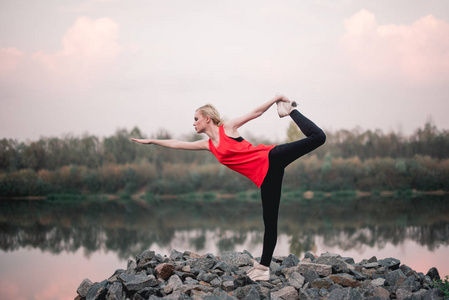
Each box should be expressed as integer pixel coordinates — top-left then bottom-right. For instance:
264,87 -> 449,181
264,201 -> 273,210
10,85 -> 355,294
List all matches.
132,95 -> 326,281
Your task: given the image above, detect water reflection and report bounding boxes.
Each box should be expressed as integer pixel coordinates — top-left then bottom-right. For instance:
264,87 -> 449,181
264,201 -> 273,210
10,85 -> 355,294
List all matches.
1,195 -> 448,260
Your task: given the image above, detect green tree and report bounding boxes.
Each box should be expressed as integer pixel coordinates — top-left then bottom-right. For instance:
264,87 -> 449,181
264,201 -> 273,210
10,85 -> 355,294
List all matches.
286,121 -> 305,143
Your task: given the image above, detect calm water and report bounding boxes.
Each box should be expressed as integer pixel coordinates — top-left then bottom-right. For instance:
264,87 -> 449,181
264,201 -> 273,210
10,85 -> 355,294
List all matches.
1,195 -> 449,300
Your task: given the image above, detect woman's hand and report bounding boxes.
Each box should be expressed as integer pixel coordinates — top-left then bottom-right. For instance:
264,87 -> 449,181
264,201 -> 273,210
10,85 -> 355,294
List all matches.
131,138 -> 153,144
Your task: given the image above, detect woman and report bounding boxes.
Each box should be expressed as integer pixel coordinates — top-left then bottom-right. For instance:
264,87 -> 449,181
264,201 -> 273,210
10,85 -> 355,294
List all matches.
131,95 -> 326,281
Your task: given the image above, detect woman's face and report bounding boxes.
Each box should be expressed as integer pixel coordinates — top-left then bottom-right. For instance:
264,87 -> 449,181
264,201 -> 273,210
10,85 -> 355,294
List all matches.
193,110 -> 208,133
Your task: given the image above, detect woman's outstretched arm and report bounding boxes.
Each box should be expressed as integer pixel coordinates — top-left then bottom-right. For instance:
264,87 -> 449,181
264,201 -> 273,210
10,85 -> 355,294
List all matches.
224,95 -> 290,135
131,138 -> 209,150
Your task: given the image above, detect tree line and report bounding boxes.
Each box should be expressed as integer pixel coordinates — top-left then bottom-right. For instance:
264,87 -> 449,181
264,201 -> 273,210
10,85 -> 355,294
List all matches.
1,122 -> 449,196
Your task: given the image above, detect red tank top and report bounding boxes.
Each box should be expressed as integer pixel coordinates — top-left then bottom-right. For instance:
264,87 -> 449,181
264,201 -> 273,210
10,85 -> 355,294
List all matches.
209,125 -> 275,187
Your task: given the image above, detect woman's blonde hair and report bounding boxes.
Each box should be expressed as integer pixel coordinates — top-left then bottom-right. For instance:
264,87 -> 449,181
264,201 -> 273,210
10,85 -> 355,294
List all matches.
196,104 -> 224,126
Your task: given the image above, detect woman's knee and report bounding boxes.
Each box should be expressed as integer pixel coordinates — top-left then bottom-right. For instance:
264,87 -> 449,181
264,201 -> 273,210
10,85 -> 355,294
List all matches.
315,130 -> 326,146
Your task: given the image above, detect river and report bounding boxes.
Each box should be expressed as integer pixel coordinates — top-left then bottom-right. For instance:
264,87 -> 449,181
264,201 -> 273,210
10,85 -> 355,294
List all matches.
1,194 -> 448,300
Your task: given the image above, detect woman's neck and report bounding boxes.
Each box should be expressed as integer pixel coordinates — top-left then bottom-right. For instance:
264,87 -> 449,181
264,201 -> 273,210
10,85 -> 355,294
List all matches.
205,125 -> 220,147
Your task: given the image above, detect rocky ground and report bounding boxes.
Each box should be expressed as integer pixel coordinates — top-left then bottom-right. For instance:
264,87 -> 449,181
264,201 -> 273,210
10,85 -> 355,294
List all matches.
75,250 -> 446,300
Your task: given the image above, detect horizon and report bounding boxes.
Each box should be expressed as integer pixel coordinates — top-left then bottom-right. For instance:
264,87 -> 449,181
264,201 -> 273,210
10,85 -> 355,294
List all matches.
2,119 -> 442,145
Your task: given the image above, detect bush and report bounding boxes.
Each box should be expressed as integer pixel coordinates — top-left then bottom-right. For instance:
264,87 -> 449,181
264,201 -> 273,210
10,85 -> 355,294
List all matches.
432,275 -> 449,299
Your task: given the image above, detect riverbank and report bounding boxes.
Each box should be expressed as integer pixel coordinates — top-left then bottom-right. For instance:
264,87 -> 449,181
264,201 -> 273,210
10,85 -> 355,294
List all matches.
75,250 -> 447,300
2,188 -> 449,202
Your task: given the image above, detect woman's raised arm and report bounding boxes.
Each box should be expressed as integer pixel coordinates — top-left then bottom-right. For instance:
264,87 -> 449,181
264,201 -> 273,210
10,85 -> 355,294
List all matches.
224,95 -> 290,134
131,138 -> 209,151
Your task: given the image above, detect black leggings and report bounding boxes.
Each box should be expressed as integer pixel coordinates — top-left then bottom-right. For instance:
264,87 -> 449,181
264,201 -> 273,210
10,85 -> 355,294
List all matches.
259,109 -> 326,266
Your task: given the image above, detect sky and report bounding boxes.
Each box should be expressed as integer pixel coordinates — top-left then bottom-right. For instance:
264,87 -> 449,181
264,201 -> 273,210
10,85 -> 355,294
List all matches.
1,0 -> 449,143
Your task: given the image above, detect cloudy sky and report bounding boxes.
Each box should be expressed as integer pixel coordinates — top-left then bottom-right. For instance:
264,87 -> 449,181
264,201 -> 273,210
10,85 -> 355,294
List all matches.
1,0 -> 449,142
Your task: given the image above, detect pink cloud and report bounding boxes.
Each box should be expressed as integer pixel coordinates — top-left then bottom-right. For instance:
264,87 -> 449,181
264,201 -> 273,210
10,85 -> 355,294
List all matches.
0,47 -> 24,76
0,280 -> 26,300
341,10 -> 449,84
32,17 -> 121,73
34,281 -> 75,300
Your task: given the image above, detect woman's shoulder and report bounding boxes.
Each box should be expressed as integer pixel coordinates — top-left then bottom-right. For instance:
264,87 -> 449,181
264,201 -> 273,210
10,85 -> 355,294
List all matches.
222,122 -> 239,138
195,139 -> 211,150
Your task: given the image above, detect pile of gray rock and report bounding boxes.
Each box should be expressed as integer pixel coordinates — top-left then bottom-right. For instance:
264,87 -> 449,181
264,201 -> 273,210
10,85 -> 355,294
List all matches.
75,250 -> 445,300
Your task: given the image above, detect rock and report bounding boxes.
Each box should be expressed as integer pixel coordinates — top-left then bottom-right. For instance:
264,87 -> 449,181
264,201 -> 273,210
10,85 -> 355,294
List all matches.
303,269 -> 319,284
403,275 -> 420,292
361,268 -> 377,279
136,287 -> 159,298
133,293 -> 145,300
181,265 -> 191,272
136,250 -> 156,264
220,252 -> 252,268
297,261 -> 332,277
164,274 -> 183,293
222,280 -> 235,292
385,269 -> 407,287
107,269 -> 125,283
169,249 -> 183,261
314,256 -> 349,273
155,263 -> 175,280
232,285 -> 260,300
126,260 -> 137,274
349,269 -> 366,281
341,257 -> 355,264
119,273 -> 158,292
106,282 -> 125,300
400,264 -> 414,276
370,277 -> 386,287
371,286 -> 390,299
326,287 -> 362,300
86,281 -> 108,300
288,271 -> 305,289
329,274 -> 360,288
424,275 -> 434,287
423,288 -> 445,300
378,257 -> 401,270
363,262 -> 379,269
367,256 -> 378,263
181,283 -> 214,295
310,277 -> 334,289
304,252 -> 316,262
173,270 -> 196,281
210,277 -> 222,288
321,252 -> 341,258
183,250 -> 201,259
189,254 -> 217,271
426,267 -> 441,281
413,289 -> 428,299
212,261 -> 233,273
282,253 -> 300,267
206,292 -> 239,299
164,291 -> 191,299
200,272 -> 220,284
77,278 -> 93,298
185,277 -> 199,285
281,266 -> 297,278
396,288 -> 413,300
74,250 -> 443,300
299,287 -> 320,299
271,285 -> 298,300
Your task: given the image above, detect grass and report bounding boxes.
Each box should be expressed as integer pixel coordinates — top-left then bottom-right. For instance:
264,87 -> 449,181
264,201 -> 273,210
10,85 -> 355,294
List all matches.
433,275 -> 449,299
202,192 -> 217,201
332,190 -> 357,198
46,193 -> 86,201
